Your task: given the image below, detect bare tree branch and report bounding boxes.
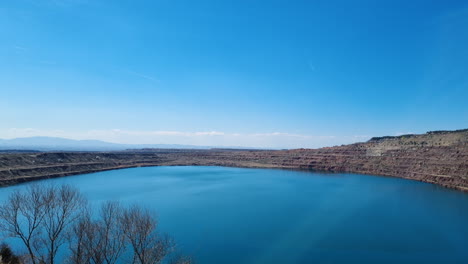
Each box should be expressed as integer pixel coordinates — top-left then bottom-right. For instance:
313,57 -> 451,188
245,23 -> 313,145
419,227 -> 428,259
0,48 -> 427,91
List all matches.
1,184 -> 190,264
39,184 -> 86,264
120,205 -> 173,264
0,185 -> 47,264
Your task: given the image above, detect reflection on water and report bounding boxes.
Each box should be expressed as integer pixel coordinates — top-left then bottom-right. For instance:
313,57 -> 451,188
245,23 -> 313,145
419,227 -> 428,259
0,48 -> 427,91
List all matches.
1,166 -> 467,264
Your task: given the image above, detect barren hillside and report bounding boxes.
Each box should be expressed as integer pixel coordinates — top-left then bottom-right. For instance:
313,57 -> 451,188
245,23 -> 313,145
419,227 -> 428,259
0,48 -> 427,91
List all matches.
1,129 -> 467,191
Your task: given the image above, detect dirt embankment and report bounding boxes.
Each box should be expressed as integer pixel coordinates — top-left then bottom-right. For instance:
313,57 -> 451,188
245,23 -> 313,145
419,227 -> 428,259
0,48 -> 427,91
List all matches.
1,130 -> 467,191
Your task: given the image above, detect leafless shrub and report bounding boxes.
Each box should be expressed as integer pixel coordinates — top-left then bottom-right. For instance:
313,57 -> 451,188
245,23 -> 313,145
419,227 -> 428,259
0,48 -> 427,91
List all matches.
0,243 -> 21,264
119,205 -> 173,264
0,184 -> 191,264
78,201 -> 127,264
39,185 -> 86,264
0,185 -> 47,264
67,210 -> 93,264
169,255 -> 193,264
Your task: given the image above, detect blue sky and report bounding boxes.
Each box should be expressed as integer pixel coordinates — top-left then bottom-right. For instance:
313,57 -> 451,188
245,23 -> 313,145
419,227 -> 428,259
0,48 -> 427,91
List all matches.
1,0 -> 467,148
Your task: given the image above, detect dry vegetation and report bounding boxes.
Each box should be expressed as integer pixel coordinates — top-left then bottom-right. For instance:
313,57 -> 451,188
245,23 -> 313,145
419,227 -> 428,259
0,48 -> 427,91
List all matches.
0,129 -> 467,191
0,184 -> 190,264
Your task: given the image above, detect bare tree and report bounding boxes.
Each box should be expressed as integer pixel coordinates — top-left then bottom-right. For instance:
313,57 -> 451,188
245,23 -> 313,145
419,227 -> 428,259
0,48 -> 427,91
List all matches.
67,210 -> 93,264
169,255 -> 193,264
97,201 -> 127,264
39,185 -> 86,264
67,202 -> 127,264
120,205 -> 172,264
0,185 -> 46,264
67,210 -> 106,264
1,184 -> 191,264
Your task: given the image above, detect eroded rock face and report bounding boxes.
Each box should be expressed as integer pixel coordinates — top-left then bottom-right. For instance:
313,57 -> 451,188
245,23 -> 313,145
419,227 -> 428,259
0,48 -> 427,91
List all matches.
1,130 -> 467,191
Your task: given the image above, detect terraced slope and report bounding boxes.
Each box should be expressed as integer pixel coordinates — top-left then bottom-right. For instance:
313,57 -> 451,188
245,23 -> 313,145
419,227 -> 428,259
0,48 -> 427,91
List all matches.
1,129 -> 467,191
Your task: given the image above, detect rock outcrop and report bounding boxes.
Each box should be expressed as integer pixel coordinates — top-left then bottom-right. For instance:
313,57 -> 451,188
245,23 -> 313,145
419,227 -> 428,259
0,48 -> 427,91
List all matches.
1,129 -> 467,191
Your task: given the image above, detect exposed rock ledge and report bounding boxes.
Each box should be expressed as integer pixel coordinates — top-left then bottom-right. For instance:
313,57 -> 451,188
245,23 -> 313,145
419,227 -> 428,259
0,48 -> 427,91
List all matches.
0,129 -> 467,191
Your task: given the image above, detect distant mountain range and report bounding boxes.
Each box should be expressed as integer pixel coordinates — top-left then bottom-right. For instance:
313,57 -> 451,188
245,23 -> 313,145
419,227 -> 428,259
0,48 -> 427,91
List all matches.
0,136 -> 218,151
1,129 -> 467,191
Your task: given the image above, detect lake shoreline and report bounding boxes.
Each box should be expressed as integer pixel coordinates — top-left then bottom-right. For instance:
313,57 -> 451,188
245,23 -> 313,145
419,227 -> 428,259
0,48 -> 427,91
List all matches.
1,130 -> 467,191
2,166 -> 468,264
0,151 -> 467,193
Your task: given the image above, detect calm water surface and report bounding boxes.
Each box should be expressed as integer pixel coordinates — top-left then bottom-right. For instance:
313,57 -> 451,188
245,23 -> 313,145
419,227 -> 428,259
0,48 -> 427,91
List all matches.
1,166 -> 468,264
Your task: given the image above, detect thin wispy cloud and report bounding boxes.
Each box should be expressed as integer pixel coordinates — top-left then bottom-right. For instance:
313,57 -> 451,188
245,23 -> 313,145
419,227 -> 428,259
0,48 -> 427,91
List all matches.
250,132 -> 320,139
42,0 -> 90,7
307,61 -> 316,72
0,128 -> 371,149
13,45 -> 28,51
126,70 -> 160,83
39,60 -> 57,65
1,0 -> 466,151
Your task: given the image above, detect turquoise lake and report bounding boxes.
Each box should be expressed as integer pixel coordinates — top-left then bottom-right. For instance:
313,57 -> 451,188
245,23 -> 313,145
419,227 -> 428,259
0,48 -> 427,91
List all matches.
1,166 -> 468,263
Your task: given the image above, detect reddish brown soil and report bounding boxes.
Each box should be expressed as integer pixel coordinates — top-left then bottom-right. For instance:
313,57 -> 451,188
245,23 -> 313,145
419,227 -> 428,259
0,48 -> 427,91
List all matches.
1,130 -> 467,191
